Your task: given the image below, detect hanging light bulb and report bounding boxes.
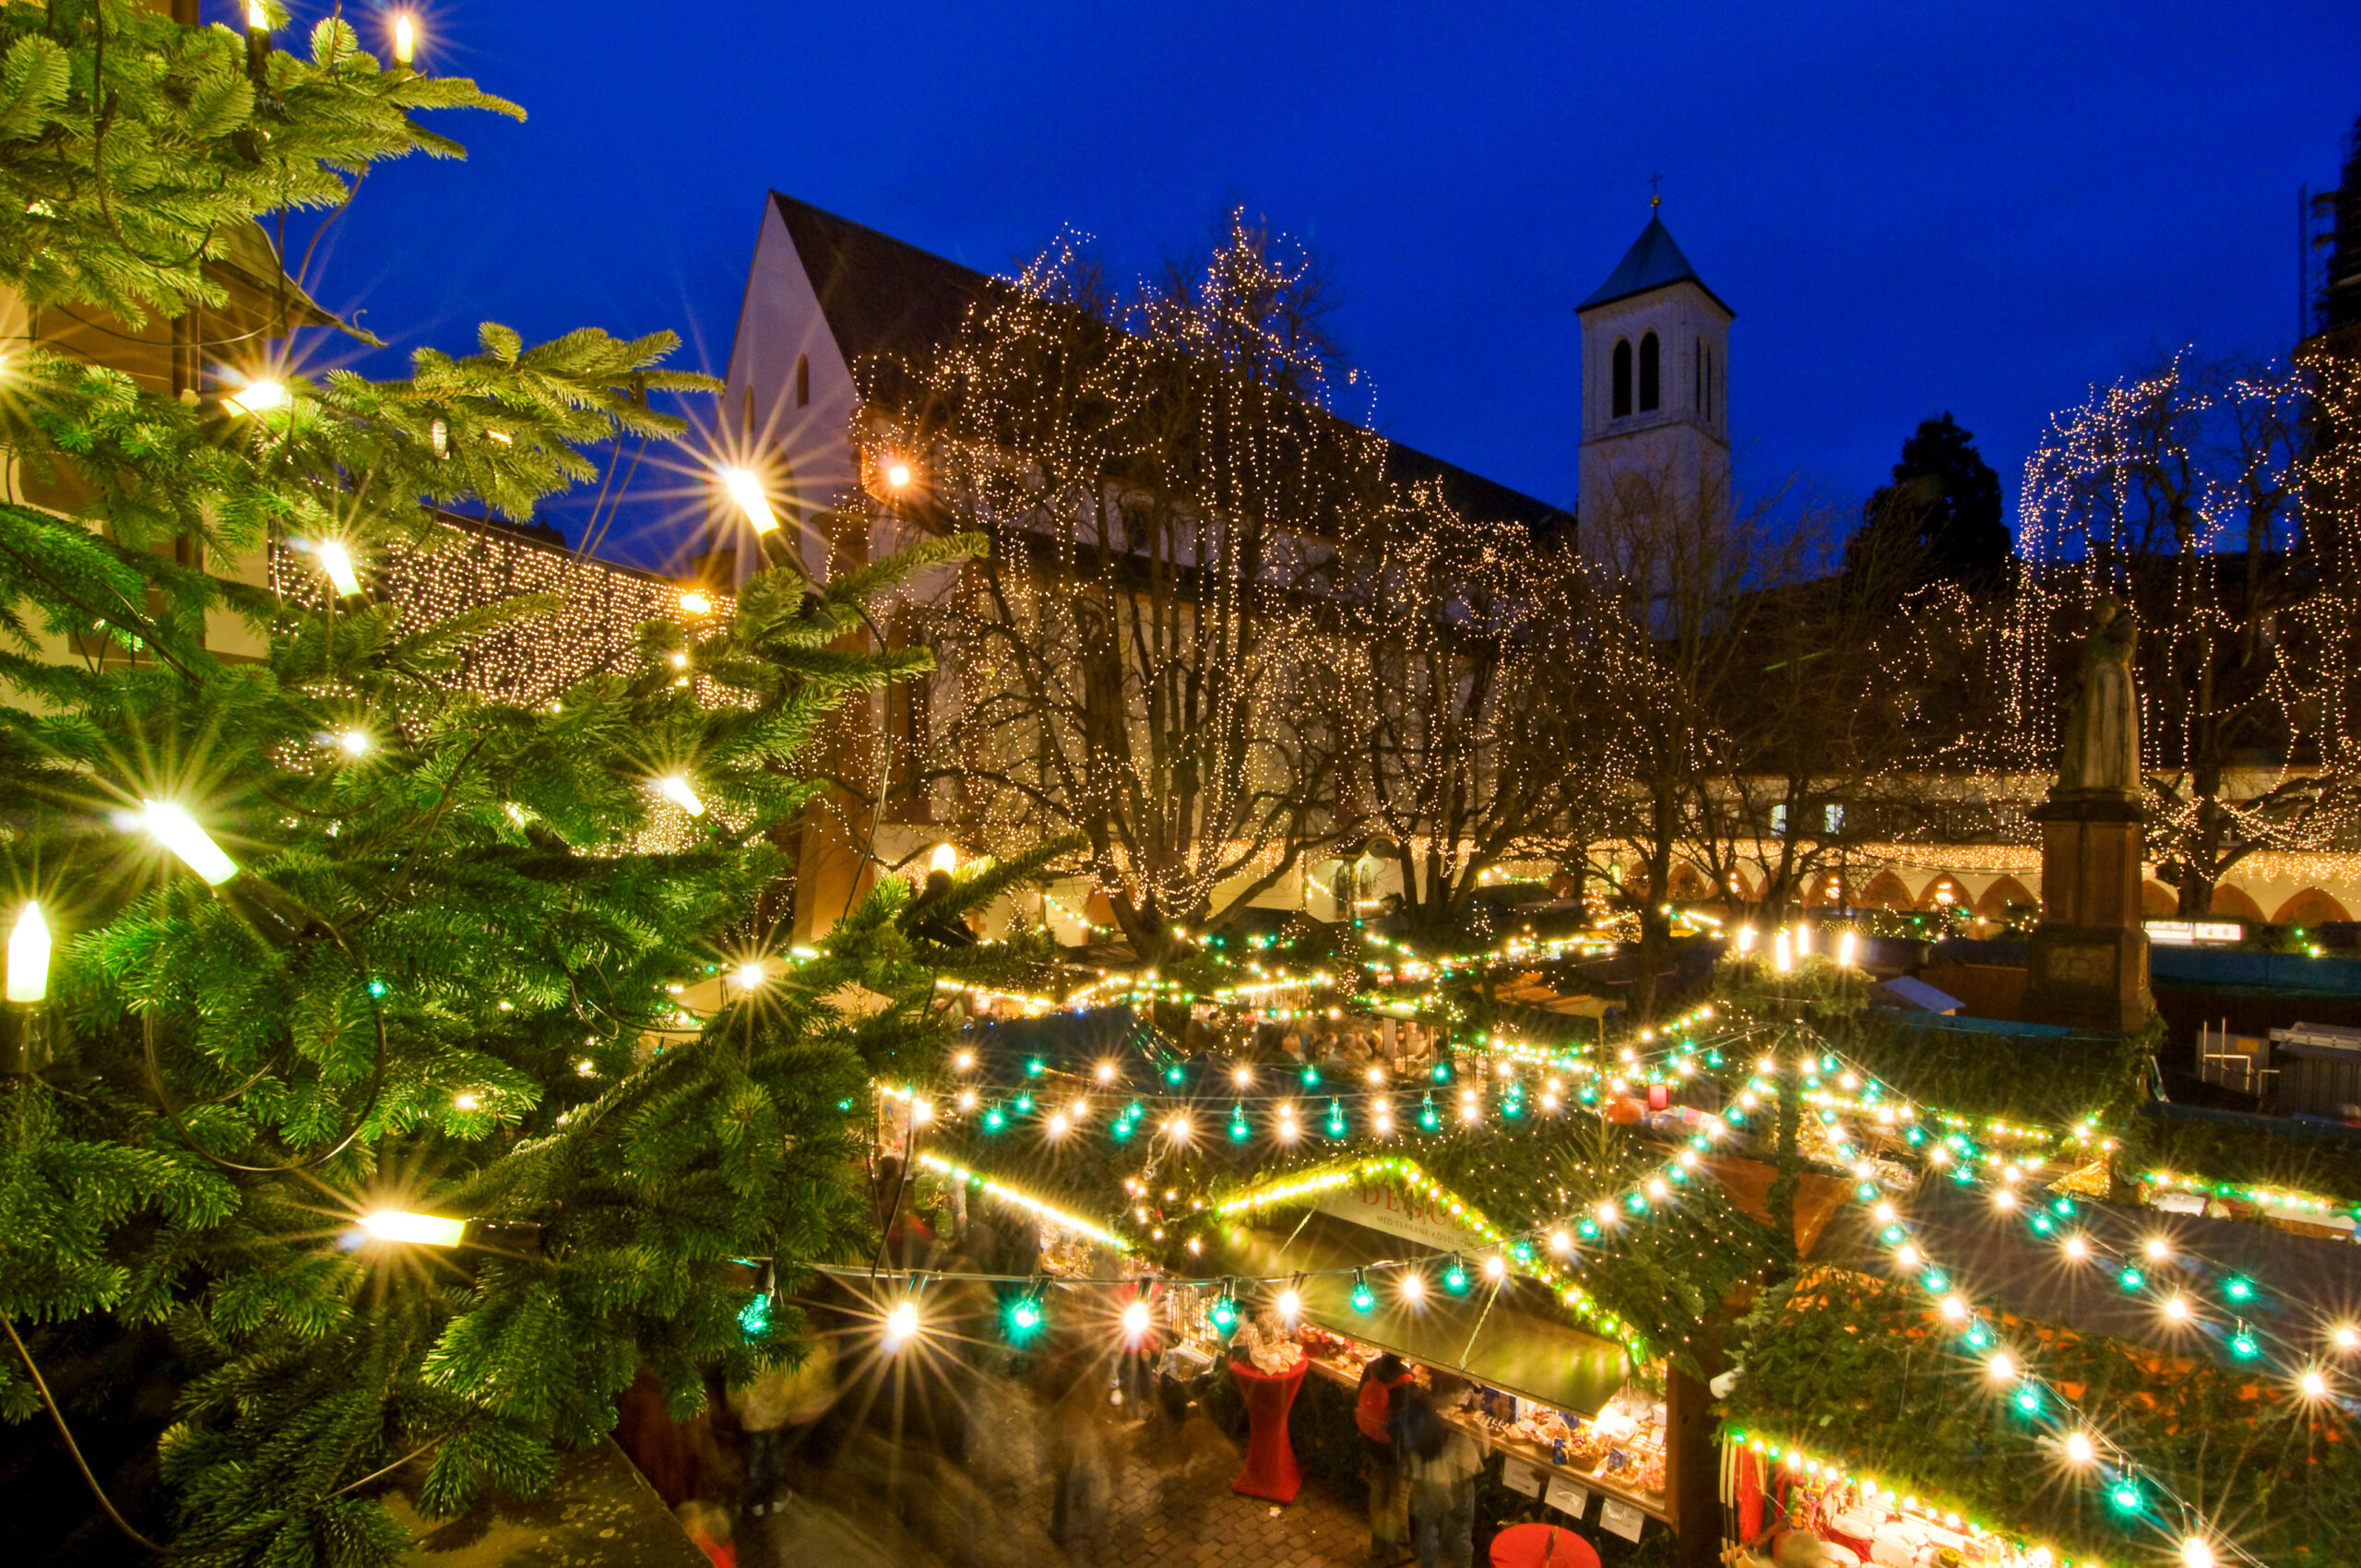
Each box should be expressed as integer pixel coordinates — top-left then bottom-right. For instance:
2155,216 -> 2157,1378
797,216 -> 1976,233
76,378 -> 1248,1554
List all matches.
1121,1296 -> 1152,1341
315,540 -> 363,599
1277,1287 -> 1302,1321
6,902 -> 50,1004
2178,1538 -> 2215,1568
884,1298 -> 920,1348
2062,1431 -> 2095,1466
656,776 -> 707,816
1350,1271 -> 1375,1312
140,802 -> 238,885
721,466 -> 779,534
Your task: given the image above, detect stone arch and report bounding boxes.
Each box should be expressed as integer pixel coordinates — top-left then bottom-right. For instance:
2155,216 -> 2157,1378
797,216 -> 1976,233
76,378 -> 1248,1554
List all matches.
1858,870 -> 1914,910
1667,862 -> 1713,900
1721,868 -> 1758,903
2141,881 -> 2178,917
2207,885 -> 2265,921
1976,875 -> 2035,920
2272,888 -> 2352,927
1917,873 -> 1970,911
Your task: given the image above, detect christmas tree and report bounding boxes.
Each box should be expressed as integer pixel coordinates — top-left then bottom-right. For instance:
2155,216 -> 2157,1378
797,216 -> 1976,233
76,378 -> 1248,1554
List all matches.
0,6 -> 1025,1562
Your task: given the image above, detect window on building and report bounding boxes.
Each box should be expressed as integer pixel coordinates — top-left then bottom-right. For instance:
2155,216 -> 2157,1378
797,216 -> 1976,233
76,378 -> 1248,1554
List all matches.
1694,339 -> 1703,414
1638,331 -> 1660,412
1611,339 -> 1632,419
794,353 -> 810,408
1703,344 -> 1713,421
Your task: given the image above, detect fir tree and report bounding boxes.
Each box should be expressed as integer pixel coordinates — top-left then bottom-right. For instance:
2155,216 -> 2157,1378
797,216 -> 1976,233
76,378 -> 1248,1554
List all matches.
0,6 -> 1027,1562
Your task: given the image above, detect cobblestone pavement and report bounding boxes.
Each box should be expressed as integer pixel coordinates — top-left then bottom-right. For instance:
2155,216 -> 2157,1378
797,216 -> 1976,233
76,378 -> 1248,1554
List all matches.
742,1366 -> 1378,1568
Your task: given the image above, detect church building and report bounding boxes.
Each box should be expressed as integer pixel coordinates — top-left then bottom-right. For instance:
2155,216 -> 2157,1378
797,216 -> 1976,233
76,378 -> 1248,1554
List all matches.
1574,204 -> 1733,539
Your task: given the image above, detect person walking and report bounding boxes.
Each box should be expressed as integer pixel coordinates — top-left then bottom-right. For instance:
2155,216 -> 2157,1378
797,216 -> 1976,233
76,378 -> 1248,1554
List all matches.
1041,1343 -> 1109,1544
1356,1352 -> 1415,1562
1396,1383 -> 1485,1568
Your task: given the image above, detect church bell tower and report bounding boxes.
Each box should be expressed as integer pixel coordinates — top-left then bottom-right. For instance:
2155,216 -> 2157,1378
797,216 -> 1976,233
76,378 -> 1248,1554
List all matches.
1576,203 -> 1732,545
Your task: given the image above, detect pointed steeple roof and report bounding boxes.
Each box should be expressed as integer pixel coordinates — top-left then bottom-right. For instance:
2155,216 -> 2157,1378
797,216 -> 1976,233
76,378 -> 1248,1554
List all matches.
1578,213 -> 1732,316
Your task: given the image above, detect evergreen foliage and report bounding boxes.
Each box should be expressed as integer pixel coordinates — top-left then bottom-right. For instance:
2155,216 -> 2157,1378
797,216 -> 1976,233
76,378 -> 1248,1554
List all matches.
1843,412 -> 2010,592
0,6 -> 1026,1562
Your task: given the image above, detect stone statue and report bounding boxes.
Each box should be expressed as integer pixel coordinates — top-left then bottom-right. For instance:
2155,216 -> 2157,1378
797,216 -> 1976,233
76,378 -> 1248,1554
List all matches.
2058,598 -> 2141,798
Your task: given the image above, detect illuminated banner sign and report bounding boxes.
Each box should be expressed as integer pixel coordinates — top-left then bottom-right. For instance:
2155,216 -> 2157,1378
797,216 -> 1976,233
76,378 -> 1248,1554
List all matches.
1318,1176 -> 1492,1253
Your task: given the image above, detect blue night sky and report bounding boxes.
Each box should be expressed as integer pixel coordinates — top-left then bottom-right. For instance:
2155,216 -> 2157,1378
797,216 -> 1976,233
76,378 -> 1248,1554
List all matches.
272,1 -> 2359,570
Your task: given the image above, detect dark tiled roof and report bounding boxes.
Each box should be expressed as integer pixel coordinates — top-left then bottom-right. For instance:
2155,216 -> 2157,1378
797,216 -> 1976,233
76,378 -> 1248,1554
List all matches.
770,192 -> 1572,535
1577,213 -> 1732,317
771,192 -> 1002,369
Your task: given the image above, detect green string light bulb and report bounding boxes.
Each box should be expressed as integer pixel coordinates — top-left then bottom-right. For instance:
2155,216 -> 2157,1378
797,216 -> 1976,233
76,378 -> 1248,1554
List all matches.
1350,1270 -> 1375,1312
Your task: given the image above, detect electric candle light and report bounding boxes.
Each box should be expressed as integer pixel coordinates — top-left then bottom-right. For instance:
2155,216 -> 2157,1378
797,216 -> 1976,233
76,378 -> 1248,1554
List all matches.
656,776 -> 706,816
721,467 -> 778,533
7,902 -> 50,1004
734,962 -> 765,990
141,802 -> 238,885
361,1211 -> 467,1247
315,540 -> 363,598
392,12 -> 414,65
222,378 -> 288,416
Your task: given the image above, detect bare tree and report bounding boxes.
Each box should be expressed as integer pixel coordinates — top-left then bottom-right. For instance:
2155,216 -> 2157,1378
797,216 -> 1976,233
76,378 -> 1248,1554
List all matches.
874,217 -> 1372,961
1317,483 -> 1594,940
2020,351 -> 2361,917
1579,457 -> 1804,1016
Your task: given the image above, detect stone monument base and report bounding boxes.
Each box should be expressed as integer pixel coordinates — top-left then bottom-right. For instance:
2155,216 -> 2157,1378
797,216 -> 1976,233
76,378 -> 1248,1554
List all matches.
2022,792 -> 2153,1034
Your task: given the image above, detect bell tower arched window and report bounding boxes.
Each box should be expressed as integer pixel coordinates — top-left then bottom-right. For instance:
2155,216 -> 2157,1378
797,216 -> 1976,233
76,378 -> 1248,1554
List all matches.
1611,339 -> 1632,419
1639,331 -> 1660,412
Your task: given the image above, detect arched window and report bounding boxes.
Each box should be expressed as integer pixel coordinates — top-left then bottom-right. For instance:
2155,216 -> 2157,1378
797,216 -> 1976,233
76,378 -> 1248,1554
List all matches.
1611,339 -> 1632,419
794,353 -> 810,408
1638,331 -> 1660,412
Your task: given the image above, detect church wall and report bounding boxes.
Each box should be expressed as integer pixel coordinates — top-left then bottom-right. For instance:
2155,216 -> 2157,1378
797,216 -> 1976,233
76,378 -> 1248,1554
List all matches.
717,200 -> 863,579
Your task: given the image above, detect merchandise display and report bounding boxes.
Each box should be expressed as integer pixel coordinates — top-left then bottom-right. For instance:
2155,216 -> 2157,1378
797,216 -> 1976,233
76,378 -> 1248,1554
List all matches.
1730,1453 -> 2069,1568
1179,1308 -> 1668,1515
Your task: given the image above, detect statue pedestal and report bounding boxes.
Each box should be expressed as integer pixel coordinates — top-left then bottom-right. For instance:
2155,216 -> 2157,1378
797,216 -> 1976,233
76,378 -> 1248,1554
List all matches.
2023,791 -> 2153,1033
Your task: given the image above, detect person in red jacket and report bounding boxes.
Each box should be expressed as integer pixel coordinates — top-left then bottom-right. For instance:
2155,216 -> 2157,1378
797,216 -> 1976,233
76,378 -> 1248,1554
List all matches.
1356,1353 -> 1415,1562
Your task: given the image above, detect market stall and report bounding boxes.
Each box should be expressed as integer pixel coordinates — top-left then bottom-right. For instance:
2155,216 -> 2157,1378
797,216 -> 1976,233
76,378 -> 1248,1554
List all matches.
1172,1207 -> 1671,1538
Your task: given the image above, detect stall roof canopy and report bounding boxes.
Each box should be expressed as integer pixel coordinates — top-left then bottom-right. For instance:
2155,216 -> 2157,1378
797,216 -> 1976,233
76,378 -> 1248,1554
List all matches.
1817,1181 -> 2361,1359
1213,1209 -> 1629,1417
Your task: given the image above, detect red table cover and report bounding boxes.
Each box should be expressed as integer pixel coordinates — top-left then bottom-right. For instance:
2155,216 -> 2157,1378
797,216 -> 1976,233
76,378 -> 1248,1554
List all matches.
1227,1357 -> 1310,1503
1488,1522 -> 1602,1568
